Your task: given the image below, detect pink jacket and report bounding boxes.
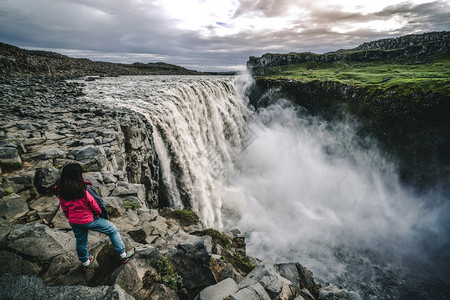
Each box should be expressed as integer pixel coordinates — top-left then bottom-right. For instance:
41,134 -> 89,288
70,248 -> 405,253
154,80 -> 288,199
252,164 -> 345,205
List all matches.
57,181 -> 102,224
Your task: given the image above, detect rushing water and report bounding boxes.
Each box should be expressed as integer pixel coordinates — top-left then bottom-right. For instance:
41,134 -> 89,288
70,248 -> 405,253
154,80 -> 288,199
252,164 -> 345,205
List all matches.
78,75 -> 450,299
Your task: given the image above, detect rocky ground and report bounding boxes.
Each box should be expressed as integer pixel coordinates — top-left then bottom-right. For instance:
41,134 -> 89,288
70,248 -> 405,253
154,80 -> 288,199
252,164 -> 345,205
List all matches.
0,76 -> 361,300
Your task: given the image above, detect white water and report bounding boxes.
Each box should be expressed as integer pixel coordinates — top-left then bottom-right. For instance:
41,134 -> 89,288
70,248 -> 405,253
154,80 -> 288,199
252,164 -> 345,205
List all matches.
78,75 -> 250,228
78,75 -> 449,299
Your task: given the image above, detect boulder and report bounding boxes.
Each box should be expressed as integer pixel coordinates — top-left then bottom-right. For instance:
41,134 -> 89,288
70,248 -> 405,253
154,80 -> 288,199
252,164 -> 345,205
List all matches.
105,284 -> 137,300
166,235 -> 216,291
0,250 -> 44,276
51,207 -> 71,230
83,172 -> 104,186
103,196 -> 126,218
238,262 -> 295,300
34,166 -> 60,192
146,283 -> 180,300
0,193 -> 29,225
28,196 -> 60,221
43,251 -> 88,286
278,262 -> 319,297
28,148 -> 65,160
4,223 -> 75,260
195,278 -> 238,300
111,181 -> 146,206
0,273 -> 134,300
113,246 -> 163,298
69,138 -> 95,147
102,170 -> 118,183
3,170 -> 35,193
229,283 -> 271,300
0,146 -> 22,169
69,145 -> 107,170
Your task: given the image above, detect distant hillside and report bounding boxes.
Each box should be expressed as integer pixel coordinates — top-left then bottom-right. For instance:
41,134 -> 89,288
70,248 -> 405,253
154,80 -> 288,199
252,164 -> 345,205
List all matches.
247,31 -> 450,76
0,42 -> 202,77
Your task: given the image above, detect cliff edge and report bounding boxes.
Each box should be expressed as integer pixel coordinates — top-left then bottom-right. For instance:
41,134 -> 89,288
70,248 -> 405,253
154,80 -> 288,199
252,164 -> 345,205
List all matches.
246,31 -> 450,190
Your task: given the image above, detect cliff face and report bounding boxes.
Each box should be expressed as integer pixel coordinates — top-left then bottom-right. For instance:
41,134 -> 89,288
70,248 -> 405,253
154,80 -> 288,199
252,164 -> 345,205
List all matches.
0,43 -> 201,77
246,31 -> 450,190
0,76 -> 365,300
247,31 -> 450,76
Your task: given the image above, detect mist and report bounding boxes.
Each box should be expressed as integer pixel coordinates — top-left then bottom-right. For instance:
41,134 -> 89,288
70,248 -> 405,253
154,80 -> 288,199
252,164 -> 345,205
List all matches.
224,98 -> 450,297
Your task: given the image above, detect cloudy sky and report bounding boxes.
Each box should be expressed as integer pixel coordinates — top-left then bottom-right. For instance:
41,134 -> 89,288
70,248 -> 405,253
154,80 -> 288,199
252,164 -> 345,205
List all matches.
0,0 -> 449,71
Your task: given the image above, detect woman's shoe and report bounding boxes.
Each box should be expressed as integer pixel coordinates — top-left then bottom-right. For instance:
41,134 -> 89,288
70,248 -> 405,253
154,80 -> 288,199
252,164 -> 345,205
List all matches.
121,248 -> 136,264
81,255 -> 94,272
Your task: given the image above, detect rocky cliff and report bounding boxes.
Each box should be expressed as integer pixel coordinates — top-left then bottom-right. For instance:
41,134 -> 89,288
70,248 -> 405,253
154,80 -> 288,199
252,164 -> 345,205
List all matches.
247,31 -> 450,76
246,31 -> 450,190
0,42 -> 202,77
0,76 -> 362,300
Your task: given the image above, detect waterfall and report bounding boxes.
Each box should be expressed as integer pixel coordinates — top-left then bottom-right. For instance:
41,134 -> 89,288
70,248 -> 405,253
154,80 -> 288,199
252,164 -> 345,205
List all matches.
79,74 -> 450,299
79,75 -> 250,227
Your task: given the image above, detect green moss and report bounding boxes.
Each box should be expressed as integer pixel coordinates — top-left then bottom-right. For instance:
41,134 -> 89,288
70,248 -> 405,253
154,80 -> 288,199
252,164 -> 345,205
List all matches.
156,256 -> 183,292
10,161 -> 22,170
173,209 -> 200,225
5,188 -> 13,194
123,200 -> 140,210
222,251 -> 256,276
266,57 -> 450,94
81,165 -> 91,172
196,229 -> 232,250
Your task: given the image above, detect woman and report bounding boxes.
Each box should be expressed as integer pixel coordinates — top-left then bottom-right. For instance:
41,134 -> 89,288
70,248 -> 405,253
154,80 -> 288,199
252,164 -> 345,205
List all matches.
55,162 -> 135,272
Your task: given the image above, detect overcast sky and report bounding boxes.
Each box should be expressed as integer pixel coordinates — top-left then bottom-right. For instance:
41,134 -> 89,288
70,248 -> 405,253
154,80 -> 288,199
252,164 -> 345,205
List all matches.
0,0 -> 449,71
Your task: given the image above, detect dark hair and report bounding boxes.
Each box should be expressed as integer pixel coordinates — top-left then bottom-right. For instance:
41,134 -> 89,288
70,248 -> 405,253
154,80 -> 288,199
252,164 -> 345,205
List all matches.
56,163 -> 86,200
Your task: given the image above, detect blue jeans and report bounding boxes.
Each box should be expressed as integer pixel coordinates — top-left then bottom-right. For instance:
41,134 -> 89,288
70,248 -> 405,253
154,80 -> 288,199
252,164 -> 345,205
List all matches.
70,218 -> 125,263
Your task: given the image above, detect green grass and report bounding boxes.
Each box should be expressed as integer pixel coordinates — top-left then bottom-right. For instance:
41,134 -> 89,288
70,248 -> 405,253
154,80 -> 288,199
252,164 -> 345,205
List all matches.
172,209 -> 200,225
195,229 -> 232,250
156,256 -> 183,292
123,200 -> 140,210
266,56 -> 450,93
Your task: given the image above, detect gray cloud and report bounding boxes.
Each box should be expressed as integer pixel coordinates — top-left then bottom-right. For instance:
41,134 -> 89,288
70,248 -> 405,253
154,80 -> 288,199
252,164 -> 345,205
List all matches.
0,0 -> 448,71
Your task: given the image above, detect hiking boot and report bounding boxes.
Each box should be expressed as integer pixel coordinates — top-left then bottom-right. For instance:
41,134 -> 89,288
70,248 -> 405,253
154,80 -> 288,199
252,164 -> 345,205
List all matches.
121,247 -> 136,263
81,255 -> 94,272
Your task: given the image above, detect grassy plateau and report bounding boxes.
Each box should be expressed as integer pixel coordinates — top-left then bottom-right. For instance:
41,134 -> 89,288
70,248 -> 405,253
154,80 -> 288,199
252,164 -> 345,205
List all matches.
266,55 -> 450,94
